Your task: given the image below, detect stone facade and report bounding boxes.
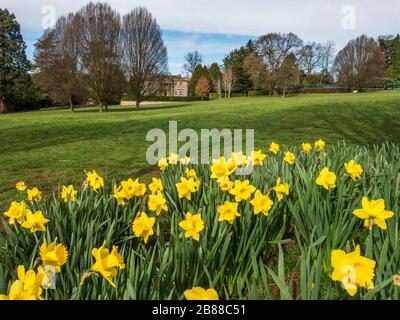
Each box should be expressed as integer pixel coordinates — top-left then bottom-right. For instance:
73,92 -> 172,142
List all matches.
148,75 -> 189,97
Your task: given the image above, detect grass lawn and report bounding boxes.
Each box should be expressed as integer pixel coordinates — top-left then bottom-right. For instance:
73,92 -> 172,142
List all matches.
1,91 -> 400,207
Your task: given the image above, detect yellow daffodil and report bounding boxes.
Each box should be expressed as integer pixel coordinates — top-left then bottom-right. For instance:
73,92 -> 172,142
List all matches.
230,151 -> 249,168
211,156 -> 233,179
180,156 -> 191,165
179,212 -> 205,241
301,143 -> 312,153
217,176 -> 233,192
344,160 -> 363,181
148,191 -> 168,215
284,151 -> 296,165
250,190 -> 274,216
21,210 -> 49,233
148,178 -> 163,194
121,178 -> 147,199
217,201 -> 240,224
158,158 -> 169,170
85,170 -> 104,192
167,153 -> 179,164
91,242 -> 125,287
16,181 -> 27,191
184,287 -> 219,300
27,188 -> 42,203
40,239 -> 69,273
113,185 -> 126,206
61,185 -> 77,203
176,177 -> 198,200
315,139 -> 326,152
273,178 -> 289,201
316,167 -> 337,190
353,197 -> 394,230
250,149 -> 267,166
132,212 -> 155,244
4,201 -> 30,225
15,265 -> 44,300
229,180 -> 256,202
269,142 -> 280,154
331,245 -> 375,296
185,168 -> 197,179
0,280 -> 36,300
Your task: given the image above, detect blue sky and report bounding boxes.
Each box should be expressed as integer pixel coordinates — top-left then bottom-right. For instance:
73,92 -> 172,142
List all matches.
4,0 -> 400,74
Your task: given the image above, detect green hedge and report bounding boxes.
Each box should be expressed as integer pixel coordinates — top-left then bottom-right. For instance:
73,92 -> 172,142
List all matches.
122,95 -> 208,102
248,90 -> 269,96
209,93 -> 219,100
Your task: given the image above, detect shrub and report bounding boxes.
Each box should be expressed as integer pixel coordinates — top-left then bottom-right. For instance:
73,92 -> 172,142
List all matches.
121,95 -> 208,102
248,90 -> 269,96
208,93 -> 219,100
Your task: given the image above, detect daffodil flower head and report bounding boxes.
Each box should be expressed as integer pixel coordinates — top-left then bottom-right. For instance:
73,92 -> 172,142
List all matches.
91,241 -> 125,288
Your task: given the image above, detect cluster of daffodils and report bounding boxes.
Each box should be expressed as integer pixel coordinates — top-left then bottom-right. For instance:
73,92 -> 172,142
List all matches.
113,178 -> 147,205
2,139 -> 397,300
4,201 -> 49,233
5,182 -> 78,234
0,239 -> 68,300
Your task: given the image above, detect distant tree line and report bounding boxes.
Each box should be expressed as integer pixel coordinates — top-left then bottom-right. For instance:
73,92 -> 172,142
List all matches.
187,33 -> 396,98
1,2 -> 400,112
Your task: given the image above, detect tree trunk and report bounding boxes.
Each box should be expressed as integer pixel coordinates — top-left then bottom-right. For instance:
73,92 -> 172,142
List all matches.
104,103 -> 108,112
273,88 -> 279,96
69,96 -> 74,112
282,88 -> 286,98
0,97 -> 7,113
201,96 -> 204,101
135,100 -> 140,110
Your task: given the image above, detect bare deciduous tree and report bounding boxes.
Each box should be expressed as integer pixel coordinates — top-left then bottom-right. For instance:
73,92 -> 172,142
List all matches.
183,51 -> 202,77
122,7 -> 168,109
277,53 -> 300,98
333,35 -> 386,90
298,42 -> 324,76
319,41 -> 335,84
33,14 -> 82,111
77,2 -> 124,112
213,77 -> 222,99
222,67 -> 235,98
253,33 -> 303,95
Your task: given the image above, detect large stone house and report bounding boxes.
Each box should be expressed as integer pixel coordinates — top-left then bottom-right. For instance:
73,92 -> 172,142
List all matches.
147,75 -> 189,97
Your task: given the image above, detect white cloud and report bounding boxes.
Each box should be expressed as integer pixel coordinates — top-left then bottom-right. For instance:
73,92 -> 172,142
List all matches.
4,0 -> 400,43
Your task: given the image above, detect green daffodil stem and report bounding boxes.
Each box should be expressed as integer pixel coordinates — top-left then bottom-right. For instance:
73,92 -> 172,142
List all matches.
366,227 -> 373,259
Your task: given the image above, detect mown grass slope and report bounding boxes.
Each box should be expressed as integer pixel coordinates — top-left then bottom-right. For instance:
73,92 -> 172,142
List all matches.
1,91 -> 399,205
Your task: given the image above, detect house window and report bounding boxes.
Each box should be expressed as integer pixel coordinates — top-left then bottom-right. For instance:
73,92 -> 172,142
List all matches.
179,90 -> 183,96
174,91 -> 177,96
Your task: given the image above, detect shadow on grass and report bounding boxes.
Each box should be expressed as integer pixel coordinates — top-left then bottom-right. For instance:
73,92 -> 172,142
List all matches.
1,100 -> 400,156
74,103 -> 191,113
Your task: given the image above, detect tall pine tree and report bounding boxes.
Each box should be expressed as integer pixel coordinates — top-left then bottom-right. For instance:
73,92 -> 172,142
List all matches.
0,8 -> 40,111
223,40 -> 254,95
379,34 -> 400,81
